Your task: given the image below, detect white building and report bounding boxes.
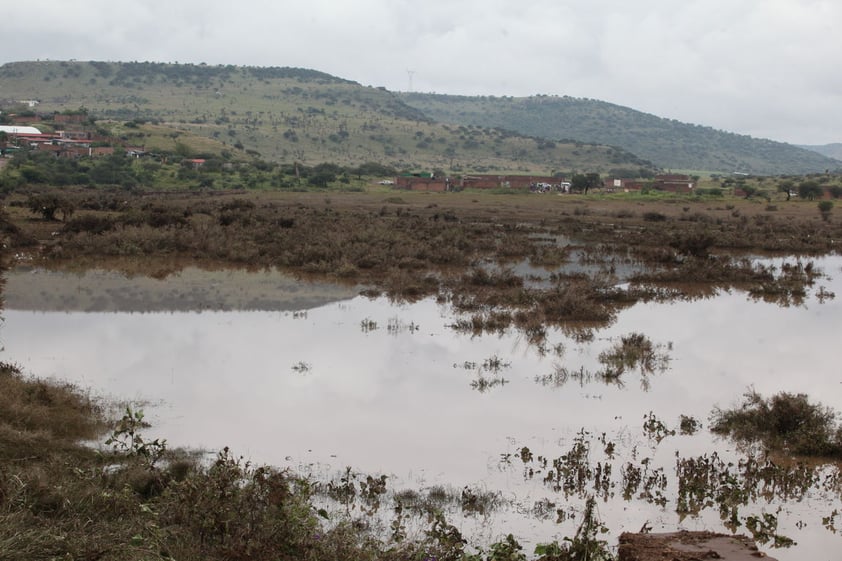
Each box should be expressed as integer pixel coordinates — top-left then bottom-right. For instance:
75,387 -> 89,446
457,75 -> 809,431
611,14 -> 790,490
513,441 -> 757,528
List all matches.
0,125 -> 42,135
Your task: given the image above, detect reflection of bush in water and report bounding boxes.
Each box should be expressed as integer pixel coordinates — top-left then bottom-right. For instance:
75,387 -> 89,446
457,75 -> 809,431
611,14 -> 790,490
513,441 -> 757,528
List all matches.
393,484 -> 502,517
535,333 -> 671,390
470,375 -> 508,393
598,332 -> 671,376
508,420 -> 841,547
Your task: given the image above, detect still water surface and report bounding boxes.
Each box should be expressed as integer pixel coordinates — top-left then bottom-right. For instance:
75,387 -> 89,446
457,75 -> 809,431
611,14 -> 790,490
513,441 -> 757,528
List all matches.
3,258 -> 842,558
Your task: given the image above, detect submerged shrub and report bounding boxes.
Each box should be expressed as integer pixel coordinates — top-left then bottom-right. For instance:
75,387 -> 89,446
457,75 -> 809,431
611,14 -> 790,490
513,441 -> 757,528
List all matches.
711,391 -> 842,457
642,211 -> 667,222
669,233 -> 715,258
63,214 -> 115,235
597,332 -> 670,376
534,497 -> 614,561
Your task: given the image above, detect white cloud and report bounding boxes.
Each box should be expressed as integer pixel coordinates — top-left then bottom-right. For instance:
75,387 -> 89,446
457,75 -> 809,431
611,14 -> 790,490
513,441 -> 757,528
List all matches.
1,0 -> 840,144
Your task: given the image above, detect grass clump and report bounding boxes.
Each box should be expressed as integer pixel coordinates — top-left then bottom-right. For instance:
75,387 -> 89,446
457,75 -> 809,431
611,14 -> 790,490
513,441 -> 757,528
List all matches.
598,333 -> 670,376
711,391 -> 842,457
0,364 -> 346,560
0,361 -> 105,460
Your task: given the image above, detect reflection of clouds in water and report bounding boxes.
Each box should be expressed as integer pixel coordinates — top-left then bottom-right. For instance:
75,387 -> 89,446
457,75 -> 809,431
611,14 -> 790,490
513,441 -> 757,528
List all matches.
616,286 -> 842,410
5,258 -> 841,470
3,266 -> 359,313
3,256 -> 842,561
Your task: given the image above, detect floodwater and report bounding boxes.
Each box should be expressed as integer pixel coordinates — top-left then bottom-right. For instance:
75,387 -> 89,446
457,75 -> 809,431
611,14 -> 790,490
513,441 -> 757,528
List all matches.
3,258 -> 842,559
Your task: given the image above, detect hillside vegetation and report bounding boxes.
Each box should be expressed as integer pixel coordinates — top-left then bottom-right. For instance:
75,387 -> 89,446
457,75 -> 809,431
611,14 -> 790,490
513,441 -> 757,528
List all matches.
0,61 -> 650,175
399,92 -> 840,175
799,143 -> 842,161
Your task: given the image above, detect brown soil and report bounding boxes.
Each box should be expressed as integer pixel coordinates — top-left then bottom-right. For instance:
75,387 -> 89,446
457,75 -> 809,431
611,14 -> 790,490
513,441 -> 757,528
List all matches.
618,531 -> 777,561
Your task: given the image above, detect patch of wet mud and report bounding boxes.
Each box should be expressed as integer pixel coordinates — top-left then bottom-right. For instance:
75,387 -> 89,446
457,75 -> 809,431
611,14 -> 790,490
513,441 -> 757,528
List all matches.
618,531 -> 777,561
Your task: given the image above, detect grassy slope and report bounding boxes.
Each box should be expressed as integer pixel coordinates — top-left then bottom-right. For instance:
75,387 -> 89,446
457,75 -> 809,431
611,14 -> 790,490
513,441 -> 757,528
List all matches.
0,61 -> 650,175
398,92 -> 841,175
799,143 -> 842,161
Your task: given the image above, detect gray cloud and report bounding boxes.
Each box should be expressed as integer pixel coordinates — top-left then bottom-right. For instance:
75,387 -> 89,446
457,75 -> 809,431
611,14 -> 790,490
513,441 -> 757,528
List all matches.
2,0 -> 840,144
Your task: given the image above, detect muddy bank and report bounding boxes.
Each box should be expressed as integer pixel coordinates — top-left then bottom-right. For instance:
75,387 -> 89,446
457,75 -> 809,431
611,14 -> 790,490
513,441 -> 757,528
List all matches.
619,531 -> 777,561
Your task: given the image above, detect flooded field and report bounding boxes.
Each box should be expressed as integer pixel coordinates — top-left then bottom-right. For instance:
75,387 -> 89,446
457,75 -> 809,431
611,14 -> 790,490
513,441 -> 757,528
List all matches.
3,256 -> 842,559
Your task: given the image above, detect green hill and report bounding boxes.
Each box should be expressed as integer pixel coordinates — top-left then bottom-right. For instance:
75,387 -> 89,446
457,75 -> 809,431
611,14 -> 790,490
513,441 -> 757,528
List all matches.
798,143 -> 842,162
0,61 -> 650,175
398,93 -> 839,175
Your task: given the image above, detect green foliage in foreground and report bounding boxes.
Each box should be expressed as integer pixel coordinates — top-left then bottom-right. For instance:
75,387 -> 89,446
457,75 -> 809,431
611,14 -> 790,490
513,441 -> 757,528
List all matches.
711,391 -> 842,457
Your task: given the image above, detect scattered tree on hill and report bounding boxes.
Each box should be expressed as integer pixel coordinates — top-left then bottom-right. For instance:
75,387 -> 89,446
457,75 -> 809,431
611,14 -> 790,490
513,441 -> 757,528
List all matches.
740,185 -> 758,199
174,142 -> 193,158
88,152 -> 140,188
353,162 -> 397,179
798,180 -> 824,200
778,180 -> 795,201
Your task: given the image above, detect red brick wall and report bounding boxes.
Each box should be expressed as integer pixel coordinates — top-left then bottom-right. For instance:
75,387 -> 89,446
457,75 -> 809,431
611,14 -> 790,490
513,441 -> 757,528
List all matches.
89,146 -> 115,157
394,177 -> 448,191
462,175 -> 559,190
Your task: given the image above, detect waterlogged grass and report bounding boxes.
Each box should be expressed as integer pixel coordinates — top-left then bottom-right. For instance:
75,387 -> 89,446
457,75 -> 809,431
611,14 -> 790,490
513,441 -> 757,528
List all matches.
0,361 -> 104,460
453,354 -> 513,393
5,190 -> 841,346
598,333 -> 671,377
4,295 -> 841,559
504,413 -> 842,551
711,391 -> 842,458
534,333 -> 672,391
291,361 -> 312,374
5,190 -> 842,558
0,365 -> 623,561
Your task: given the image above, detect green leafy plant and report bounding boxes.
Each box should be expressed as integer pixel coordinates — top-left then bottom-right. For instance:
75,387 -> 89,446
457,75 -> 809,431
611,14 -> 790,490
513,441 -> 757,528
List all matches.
423,510 -> 469,561
745,510 -> 795,548
105,406 -> 167,468
487,534 -> 527,561
534,497 -> 614,560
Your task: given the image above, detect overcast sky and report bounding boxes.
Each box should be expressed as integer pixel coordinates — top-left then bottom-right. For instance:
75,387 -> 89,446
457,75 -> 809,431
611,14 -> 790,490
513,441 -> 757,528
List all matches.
2,0 -> 840,145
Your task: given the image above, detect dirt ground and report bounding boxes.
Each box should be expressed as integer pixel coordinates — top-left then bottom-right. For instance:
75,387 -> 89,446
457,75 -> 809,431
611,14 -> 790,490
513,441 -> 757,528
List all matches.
618,531 -> 777,561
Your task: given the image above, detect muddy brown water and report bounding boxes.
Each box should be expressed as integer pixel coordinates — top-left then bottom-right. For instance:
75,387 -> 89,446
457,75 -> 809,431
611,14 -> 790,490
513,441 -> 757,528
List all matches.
2,258 -> 842,559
